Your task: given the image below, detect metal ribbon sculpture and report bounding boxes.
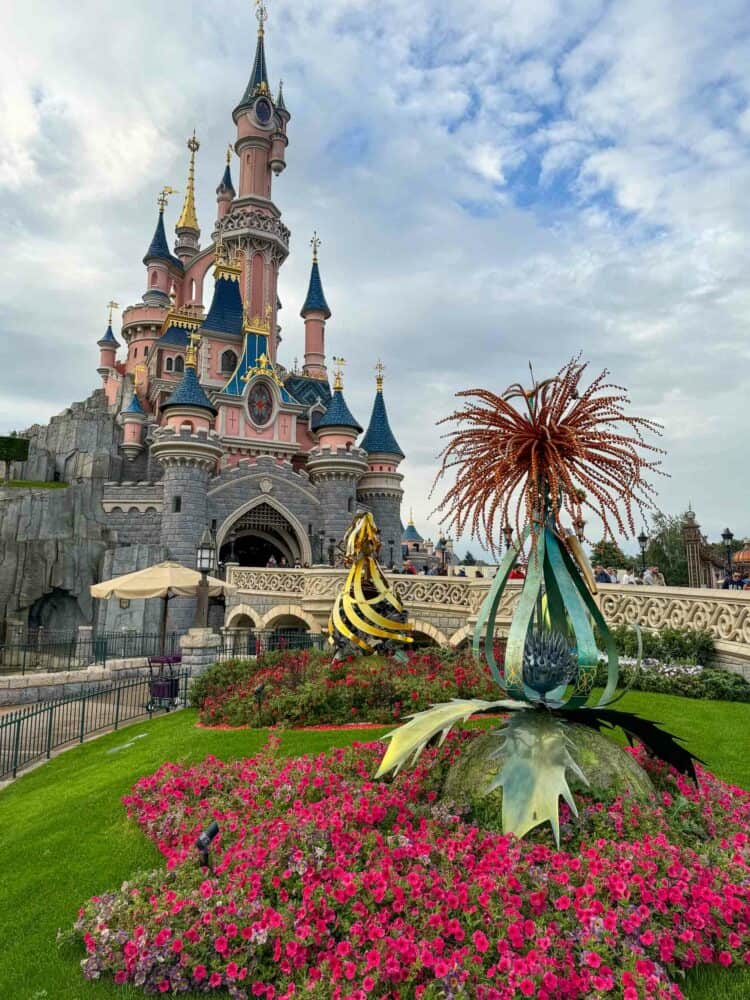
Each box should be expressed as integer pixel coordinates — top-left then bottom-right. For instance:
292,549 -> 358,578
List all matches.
376,358 -> 699,846
329,512 -> 413,656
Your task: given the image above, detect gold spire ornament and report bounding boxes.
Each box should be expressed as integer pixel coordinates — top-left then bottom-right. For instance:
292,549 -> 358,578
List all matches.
332,356 -> 346,391
329,512 -> 413,657
185,332 -> 201,369
157,186 -> 177,211
107,301 -> 119,325
375,360 -> 385,392
255,0 -> 268,35
176,132 -> 200,232
310,231 -> 321,261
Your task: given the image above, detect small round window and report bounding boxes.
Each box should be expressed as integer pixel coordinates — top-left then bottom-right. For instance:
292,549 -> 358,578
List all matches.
247,381 -> 273,426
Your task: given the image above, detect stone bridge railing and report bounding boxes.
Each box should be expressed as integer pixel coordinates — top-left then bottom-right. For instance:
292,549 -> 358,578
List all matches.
224,568 -> 750,673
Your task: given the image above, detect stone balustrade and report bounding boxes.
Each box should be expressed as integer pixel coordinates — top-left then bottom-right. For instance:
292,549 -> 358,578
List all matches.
225,567 -> 750,674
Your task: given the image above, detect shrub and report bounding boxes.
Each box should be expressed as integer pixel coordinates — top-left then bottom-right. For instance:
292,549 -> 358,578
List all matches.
193,648 -> 501,727
599,624 -> 716,666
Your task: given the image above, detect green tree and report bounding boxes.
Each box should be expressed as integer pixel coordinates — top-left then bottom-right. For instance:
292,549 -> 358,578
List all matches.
0,434 -> 28,484
590,539 -> 628,569
644,512 -> 689,586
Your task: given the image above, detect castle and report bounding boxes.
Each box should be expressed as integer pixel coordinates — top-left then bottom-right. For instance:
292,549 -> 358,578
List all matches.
0,3 -> 409,638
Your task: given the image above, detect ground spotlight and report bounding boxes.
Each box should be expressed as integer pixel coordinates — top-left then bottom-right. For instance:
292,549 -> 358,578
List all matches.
195,820 -> 219,868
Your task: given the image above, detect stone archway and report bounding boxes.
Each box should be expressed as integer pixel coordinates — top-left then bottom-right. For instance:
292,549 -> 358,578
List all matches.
410,619 -> 449,648
28,588 -> 84,634
217,496 -> 313,567
225,604 -> 264,629
262,604 -> 320,633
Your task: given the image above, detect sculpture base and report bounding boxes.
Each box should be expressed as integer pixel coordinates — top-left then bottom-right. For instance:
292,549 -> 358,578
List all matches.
442,722 -> 654,836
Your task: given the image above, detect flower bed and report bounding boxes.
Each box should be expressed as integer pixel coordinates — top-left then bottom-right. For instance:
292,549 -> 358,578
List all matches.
191,650 -> 501,728
75,736 -> 750,999
593,658 -> 750,703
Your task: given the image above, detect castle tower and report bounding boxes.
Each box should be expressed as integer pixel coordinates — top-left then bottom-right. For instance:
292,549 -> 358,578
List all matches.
143,188 -> 184,307
216,146 -> 236,222
682,505 -> 709,589
307,362 -> 368,553
219,2 -> 291,362
97,301 -> 120,382
358,363 -> 405,568
117,393 -> 148,461
174,133 -> 201,263
151,334 -> 223,631
301,233 -> 330,380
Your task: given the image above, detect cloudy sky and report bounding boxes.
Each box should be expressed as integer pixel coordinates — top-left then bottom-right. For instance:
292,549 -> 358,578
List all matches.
2,0 -> 750,554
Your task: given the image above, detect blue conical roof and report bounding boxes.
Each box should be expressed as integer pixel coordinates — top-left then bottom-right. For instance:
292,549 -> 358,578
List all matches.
301,259 -> 331,318
361,386 -> 403,458
98,323 -> 120,347
317,388 -> 362,434
238,31 -> 270,107
403,521 -> 423,542
202,276 -> 244,337
161,367 -> 217,416
143,209 -> 183,270
218,161 -> 235,195
123,393 -> 145,415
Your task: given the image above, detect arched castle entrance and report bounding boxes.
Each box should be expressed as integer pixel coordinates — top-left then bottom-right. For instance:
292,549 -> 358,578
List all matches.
217,497 -> 313,567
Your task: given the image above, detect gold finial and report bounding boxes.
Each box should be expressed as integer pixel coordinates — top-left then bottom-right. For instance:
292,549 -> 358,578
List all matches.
107,300 -> 119,325
176,131 -> 200,232
332,356 -> 346,392
186,331 -> 201,369
255,0 -> 268,35
310,231 -> 321,262
157,186 -> 177,211
375,360 -> 385,392
226,144 -> 233,165
408,507 -> 415,525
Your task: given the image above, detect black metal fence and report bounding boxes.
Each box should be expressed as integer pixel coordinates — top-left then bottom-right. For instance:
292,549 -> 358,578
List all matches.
217,629 -> 326,660
0,632 -> 181,676
0,671 -> 190,780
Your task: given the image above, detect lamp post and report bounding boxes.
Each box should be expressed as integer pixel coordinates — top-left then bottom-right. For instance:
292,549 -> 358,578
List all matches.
721,527 -> 734,575
637,530 -> 649,575
502,524 -> 513,551
328,537 -> 336,567
388,538 -> 395,568
195,528 -> 216,628
436,537 -> 447,573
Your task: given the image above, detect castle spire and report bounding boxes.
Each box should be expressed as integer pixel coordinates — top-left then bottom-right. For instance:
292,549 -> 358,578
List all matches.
216,145 -> 236,222
143,188 -> 178,265
360,361 -> 404,458
301,232 -> 331,318
317,357 -> 363,436
237,0 -> 271,108
276,78 -> 287,112
176,132 -> 200,233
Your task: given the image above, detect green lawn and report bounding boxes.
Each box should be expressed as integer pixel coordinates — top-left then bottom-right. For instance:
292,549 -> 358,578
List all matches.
0,692 -> 748,999
3,479 -> 68,489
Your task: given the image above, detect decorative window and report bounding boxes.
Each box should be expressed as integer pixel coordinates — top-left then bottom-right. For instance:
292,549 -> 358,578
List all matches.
247,381 -> 273,426
165,357 -> 174,372
175,356 -> 184,373
221,349 -> 238,374
172,496 -> 182,513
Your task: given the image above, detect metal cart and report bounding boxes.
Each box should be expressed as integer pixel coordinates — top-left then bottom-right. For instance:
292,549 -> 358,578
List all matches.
146,655 -> 182,712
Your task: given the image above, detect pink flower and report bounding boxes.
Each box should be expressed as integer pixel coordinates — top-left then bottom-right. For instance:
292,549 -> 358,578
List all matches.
472,930 -> 490,953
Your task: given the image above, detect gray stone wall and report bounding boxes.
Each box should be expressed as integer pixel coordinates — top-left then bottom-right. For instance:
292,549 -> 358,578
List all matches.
358,492 -> 404,569
96,544 -> 168,634
106,510 -> 162,546
311,473 -> 362,551
160,462 -> 213,632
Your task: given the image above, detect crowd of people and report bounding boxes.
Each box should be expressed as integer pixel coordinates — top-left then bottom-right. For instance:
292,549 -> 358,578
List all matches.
721,570 -> 750,590
593,564 -> 665,585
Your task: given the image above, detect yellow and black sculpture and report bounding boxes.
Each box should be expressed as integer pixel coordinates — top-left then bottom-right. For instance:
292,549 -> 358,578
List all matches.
328,512 -> 413,657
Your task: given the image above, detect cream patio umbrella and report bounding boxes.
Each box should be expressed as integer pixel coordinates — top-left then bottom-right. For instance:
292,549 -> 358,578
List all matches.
91,561 -> 237,653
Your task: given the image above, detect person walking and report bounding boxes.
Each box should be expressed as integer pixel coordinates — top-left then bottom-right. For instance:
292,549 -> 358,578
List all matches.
594,565 -> 612,584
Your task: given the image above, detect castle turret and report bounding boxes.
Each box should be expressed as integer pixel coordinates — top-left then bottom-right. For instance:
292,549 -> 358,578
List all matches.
221,2 -> 289,357
143,188 -> 184,307
307,362 -> 367,553
97,301 -> 120,381
174,133 -> 201,262
117,392 -> 148,461
357,363 -> 405,568
216,146 -> 236,222
151,333 -> 223,632
269,80 -> 289,175
301,233 -> 330,380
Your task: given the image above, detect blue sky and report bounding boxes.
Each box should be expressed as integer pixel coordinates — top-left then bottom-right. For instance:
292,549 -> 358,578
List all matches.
1,0 -> 750,553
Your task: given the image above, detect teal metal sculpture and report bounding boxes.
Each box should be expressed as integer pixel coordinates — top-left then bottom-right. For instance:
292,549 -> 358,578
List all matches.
376,358 -> 699,845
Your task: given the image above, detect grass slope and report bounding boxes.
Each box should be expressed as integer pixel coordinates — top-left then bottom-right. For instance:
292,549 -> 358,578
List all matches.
0,692 -> 748,999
